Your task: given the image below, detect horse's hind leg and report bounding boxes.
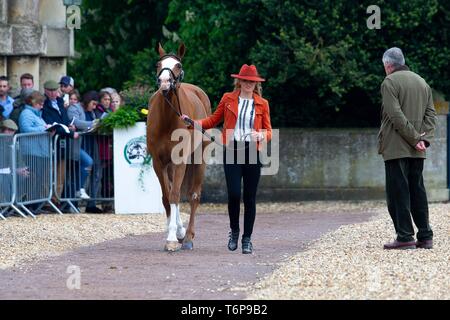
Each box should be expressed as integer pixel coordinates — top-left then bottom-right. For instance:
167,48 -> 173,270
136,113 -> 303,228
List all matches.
176,205 -> 186,243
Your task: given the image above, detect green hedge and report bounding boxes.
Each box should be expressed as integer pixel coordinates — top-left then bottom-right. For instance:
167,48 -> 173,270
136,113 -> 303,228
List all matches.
70,0 -> 450,127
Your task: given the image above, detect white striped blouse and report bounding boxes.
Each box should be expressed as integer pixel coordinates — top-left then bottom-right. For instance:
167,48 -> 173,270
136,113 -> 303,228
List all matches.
233,97 -> 255,142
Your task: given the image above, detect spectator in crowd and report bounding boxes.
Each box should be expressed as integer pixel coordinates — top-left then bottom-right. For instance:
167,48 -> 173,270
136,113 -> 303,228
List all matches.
110,92 -> 123,112
0,118 -> 18,134
18,73 -> 34,91
42,80 -> 79,205
10,88 -> 34,126
59,76 -> 75,109
0,105 -> 4,122
19,91 -> 54,133
0,76 -> 14,119
18,91 -> 55,213
67,89 -> 94,200
13,73 -> 34,100
96,91 -> 114,212
82,91 -> 103,213
96,91 -> 113,117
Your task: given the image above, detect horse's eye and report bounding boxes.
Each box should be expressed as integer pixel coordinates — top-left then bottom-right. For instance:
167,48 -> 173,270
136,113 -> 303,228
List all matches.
156,62 -> 161,68
176,63 -> 182,69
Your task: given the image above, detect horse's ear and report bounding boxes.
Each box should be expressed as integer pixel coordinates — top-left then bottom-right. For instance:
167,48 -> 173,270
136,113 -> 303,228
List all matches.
177,42 -> 186,61
156,42 -> 166,57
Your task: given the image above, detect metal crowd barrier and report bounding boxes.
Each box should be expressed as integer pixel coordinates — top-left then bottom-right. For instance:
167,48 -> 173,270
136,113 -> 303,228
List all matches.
0,133 -> 23,219
14,132 -> 62,218
53,133 -> 114,213
1,131 -> 115,220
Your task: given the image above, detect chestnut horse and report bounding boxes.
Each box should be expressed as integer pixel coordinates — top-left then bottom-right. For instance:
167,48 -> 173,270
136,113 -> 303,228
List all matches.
147,43 -> 211,251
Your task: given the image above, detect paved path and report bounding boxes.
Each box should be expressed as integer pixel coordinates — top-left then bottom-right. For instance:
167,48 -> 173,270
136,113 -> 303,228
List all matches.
0,211 -> 373,299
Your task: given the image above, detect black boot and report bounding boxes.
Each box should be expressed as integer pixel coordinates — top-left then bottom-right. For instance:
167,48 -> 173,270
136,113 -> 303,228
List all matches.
228,230 -> 240,251
242,236 -> 253,254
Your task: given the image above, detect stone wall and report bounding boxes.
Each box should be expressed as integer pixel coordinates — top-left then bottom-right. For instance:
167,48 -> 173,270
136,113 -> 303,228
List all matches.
201,116 -> 448,202
0,0 -> 73,95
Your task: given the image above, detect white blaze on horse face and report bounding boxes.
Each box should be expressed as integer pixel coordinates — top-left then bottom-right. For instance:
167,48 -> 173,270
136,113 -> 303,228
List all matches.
159,57 -> 179,91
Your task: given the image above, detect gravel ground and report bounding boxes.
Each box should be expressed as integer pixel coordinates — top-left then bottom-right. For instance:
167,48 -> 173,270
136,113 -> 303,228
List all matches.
244,202 -> 450,300
0,213 -> 170,270
0,201 -> 382,271
1,200 -> 448,300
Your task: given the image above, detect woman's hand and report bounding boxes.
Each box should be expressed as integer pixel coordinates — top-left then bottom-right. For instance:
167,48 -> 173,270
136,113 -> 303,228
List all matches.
180,114 -> 196,126
251,131 -> 264,142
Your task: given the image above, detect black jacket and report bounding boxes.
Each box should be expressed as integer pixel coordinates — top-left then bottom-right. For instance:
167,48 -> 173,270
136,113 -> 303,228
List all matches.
42,96 -> 75,138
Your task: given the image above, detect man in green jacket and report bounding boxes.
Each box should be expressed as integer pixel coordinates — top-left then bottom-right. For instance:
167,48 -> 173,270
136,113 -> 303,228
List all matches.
379,47 -> 436,250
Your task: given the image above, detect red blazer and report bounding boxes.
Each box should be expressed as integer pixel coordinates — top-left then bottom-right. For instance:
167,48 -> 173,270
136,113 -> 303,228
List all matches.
198,90 -> 272,150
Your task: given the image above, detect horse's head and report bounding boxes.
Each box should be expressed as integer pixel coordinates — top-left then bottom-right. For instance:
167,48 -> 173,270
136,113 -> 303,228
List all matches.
156,42 -> 186,93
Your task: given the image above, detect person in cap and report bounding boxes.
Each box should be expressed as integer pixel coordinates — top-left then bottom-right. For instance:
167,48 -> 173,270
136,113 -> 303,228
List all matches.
42,80 -> 79,206
0,119 -> 18,134
181,64 -> 272,254
0,119 -> 20,207
59,76 -> 75,108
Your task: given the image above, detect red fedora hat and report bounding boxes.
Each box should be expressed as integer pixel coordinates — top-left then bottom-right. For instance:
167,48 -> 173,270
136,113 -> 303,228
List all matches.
231,64 -> 265,82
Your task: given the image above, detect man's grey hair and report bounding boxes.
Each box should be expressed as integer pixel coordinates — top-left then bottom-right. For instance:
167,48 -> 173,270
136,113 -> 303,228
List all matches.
382,47 -> 405,66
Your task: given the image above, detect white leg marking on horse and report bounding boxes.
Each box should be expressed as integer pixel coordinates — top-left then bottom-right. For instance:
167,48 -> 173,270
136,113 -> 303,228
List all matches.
176,204 -> 186,240
167,204 -> 178,242
192,193 -> 199,201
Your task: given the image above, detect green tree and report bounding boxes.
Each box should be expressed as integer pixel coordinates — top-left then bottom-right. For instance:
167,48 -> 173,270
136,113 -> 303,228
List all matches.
69,0 -> 170,93
165,0 -> 450,127
71,0 -> 450,127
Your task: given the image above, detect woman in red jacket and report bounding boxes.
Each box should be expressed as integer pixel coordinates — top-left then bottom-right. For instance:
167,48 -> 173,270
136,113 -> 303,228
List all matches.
182,64 -> 272,254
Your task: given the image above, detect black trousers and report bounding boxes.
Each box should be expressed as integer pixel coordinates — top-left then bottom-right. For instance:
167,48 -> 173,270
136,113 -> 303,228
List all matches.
385,158 -> 433,242
223,141 -> 261,238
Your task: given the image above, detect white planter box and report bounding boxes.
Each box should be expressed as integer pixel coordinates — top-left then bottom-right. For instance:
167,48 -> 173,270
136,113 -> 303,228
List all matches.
113,122 -> 164,214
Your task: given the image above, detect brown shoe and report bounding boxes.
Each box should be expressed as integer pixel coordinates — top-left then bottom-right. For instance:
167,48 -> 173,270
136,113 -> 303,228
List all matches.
416,240 -> 433,249
383,240 -> 416,250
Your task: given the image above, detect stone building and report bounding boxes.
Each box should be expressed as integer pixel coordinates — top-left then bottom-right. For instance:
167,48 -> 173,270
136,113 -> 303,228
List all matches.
0,0 -> 74,95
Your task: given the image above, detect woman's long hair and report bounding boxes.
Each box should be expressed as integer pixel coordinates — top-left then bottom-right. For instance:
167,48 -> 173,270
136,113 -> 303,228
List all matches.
233,79 -> 262,96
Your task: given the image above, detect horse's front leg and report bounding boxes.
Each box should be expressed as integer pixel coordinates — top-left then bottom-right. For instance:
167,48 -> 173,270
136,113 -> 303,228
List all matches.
182,163 -> 206,250
165,163 -> 186,252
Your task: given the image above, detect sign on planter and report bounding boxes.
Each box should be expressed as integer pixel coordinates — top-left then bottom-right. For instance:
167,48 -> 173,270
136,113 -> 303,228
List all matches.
113,122 -> 164,214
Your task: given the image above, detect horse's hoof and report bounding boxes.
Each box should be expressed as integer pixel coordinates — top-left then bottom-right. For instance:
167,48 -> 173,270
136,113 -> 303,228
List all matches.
177,237 -> 185,244
181,241 -> 193,250
164,241 -> 182,252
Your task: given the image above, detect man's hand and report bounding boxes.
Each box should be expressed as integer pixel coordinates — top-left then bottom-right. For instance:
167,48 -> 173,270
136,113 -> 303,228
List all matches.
415,132 -> 427,152
17,167 -> 30,177
415,140 -> 426,152
73,132 -> 80,139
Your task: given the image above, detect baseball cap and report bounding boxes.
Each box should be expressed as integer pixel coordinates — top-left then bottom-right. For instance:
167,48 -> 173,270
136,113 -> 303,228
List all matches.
44,80 -> 59,90
1,119 -> 18,131
59,76 -> 74,87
